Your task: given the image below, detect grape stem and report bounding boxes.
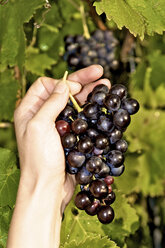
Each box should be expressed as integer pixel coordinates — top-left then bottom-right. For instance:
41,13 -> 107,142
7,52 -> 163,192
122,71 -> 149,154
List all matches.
80,3 -> 90,39
62,71 -> 83,113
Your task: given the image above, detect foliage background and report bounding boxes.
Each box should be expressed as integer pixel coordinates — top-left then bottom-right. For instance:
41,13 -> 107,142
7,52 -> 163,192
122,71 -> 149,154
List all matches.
0,0 -> 165,247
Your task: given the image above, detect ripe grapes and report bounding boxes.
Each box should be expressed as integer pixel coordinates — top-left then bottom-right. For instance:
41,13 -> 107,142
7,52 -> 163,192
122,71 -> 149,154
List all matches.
56,82 -> 139,224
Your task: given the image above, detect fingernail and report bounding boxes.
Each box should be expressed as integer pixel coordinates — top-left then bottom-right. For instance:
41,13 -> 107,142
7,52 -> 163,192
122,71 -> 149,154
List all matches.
54,81 -> 68,94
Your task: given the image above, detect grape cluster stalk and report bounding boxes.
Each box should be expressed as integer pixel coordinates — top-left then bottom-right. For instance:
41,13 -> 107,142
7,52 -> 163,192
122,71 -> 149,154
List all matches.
56,80 -> 139,224
64,29 -> 119,79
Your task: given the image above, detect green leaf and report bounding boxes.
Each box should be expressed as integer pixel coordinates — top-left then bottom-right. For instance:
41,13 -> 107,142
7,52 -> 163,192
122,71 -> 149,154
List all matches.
94,0 -> 165,39
60,188 -> 105,246
0,148 -> 20,207
0,0 -> 45,69
0,70 -> 19,122
125,107 -> 165,196
60,234 -> 119,248
0,206 -> 13,248
25,47 -> 56,76
102,190 -> 139,246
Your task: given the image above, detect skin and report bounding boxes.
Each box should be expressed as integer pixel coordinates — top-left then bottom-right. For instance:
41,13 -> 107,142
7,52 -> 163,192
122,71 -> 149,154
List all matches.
7,65 -> 110,248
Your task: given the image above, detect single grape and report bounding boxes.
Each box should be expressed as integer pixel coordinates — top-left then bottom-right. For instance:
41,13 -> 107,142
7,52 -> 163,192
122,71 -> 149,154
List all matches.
115,139 -> 128,153
110,84 -> 127,100
89,179 -> 108,199
74,191 -> 92,210
85,200 -> 101,216
81,56 -> 92,67
71,118 -> 88,134
75,166 -> 93,185
104,94 -> 121,111
104,30 -> 113,41
88,50 -> 97,59
98,58 -> 107,67
66,43 -> 78,52
87,128 -> 99,141
86,156 -> 103,173
110,60 -> 119,70
75,35 -> 85,44
97,162 -> 111,178
121,98 -> 140,115
68,55 -> 80,67
110,164 -> 125,177
104,176 -> 114,185
91,91 -> 107,105
86,92 -> 93,103
77,137 -> 94,153
83,103 -> 99,119
108,150 -> 124,167
56,120 -> 70,136
64,35 -> 74,45
97,205 -> 114,224
106,53 -> 115,63
67,151 -> 86,168
79,44 -> 90,54
93,29 -> 104,42
113,109 -> 131,128
62,133 -> 77,149
95,134 -> 109,149
97,115 -> 114,133
61,105 -> 76,119
109,128 -> 123,144
92,84 -> 109,94
97,47 -> 107,58
104,191 -> 116,205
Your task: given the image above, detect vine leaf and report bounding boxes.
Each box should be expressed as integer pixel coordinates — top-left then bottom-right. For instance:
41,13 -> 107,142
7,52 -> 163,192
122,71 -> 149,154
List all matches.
60,234 -> 119,248
94,0 -> 165,39
25,47 -> 56,76
0,70 -> 19,122
0,0 -> 45,70
0,148 -> 20,207
102,190 -> 139,246
0,206 -> 13,247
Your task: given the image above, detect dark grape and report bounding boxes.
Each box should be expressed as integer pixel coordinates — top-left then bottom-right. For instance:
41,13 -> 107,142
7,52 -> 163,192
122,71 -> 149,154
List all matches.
121,98 -> 140,115
61,105 -> 76,119
91,91 -> 107,105
92,84 -> 109,94
74,191 -> 92,210
83,103 -> 99,119
86,156 -> 103,173
89,179 -> 108,199
97,205 -> 114,224
104,191 -> 116,205
68,55 -> 80,66
108,150 -> 124,167
97,162 -> 111,178
97,115 -> 114,133
110,84 -> 127,99
71,118 -> 88,134
95,134 -> 109,149
75,166 -> 93,185
67,151 -> 86,168
87,128 -> 99,141
110,164 -> 125,177
93,29 -> 104,42
113,109 -> 131,128
104,94 -> 121,111
62,133 -> 77,149
56,120 -> 70,136
115,139 -> 128,153
77,137 -> 94,153
85,200 -> 101,216
109,128 -> 123,144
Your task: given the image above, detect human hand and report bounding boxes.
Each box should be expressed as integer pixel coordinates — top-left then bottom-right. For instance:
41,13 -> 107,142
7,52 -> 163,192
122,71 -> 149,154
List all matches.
14,65 -> 110,211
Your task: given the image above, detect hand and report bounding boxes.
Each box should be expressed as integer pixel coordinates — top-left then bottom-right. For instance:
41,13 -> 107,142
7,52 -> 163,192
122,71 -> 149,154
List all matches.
14,65 -> 110,210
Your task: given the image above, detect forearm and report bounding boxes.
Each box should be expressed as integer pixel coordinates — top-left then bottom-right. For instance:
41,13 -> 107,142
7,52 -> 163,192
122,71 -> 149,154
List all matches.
7,174 -> 64,248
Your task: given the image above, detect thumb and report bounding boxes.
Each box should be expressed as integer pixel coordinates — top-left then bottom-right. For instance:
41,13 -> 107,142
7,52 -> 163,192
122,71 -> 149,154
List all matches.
34,80 -> 69,123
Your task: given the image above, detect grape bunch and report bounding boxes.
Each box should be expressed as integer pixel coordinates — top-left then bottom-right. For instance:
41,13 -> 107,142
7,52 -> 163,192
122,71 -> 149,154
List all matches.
56,83 -> 139,224
64,29 -> 119,79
